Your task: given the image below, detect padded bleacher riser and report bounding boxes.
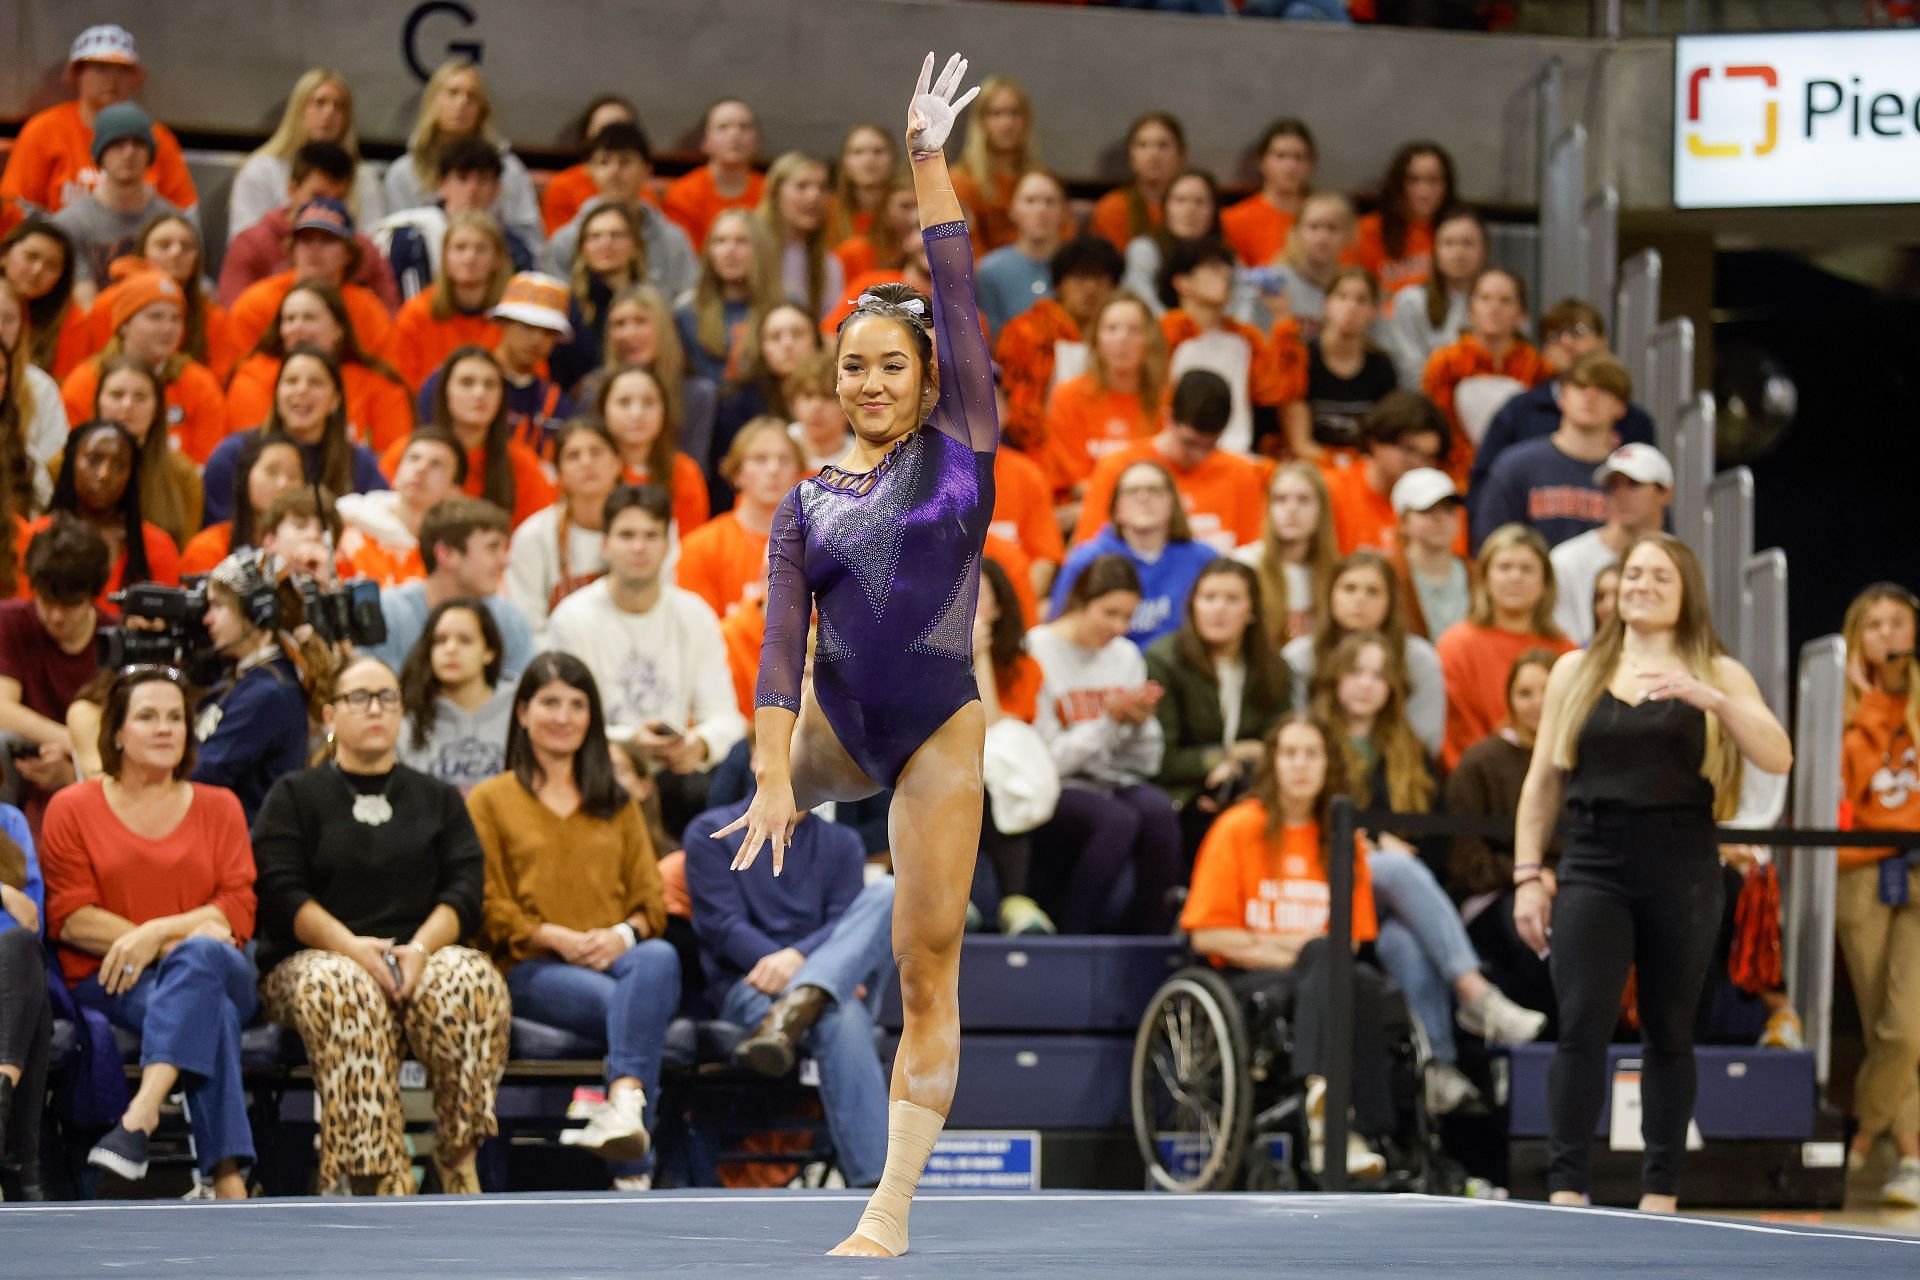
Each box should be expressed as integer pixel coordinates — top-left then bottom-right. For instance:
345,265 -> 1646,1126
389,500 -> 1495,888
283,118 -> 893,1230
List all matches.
883,1032 -> 1135,1131
1503,1044 -> 1817,1140
877,937 -> 1184,1032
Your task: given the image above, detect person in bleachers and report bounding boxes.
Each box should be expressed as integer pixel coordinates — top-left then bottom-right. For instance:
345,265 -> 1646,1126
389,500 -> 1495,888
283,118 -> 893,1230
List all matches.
373,141 -> 534,304
1470,299 -> 1658,496
1387,467 -> 1471,640
228,199 -> 395,361
686,793 -> 896,1189
1324,390 -> 1452,557
599,362 -> 710,533
1221,120 -> 1317,272
391,345 -> 555,531
506,420 -> 620,631
716,305 -> 822,483
0,798 -> 48,1200
229,70 -> 386,242
210,342 -> 394,521
221,143 -> 399,314
1180,712 -> 1389,1178
1052,459 -> 1216,651
1090,113 -> 1186,253
48,103 -> 188,303
948,76 -> 1041,253
62,269 -> 226,466
336,426 -> 466,586
573,284 -> 718,471
100,214 -> 239,382
546,484 -> 743,834
1158,237 -> 1303,458
543,125 -> 699,304
1249,192 -> 1356,341
413,275 -> 577,460
995,236 -> 1124,457
253,653 -> 508,1196
189,547 -> 335,823
1146,558 -> 1291,861
1233,464 -> 1336,649
224,282 -> 411,461
472,652 -> 677,1191
1446,647 -> 1558,1021
787,351 -> 854,473
179,431 -> 302,574
1437,523 -> 1575,769
1421,267 -> 1548,482
1837,584 -> 1920,1208
1072,369 -> 1270,554
1470,352 -> 1631,551
367,495 -> 530,677
383,61 -> 540,249
1284,549 -> 1445,755
674,209 -> 784,394
0,518 -> 107,830
84,355 -> 204,551
0,278 -> 79,502
1029,554 -> 1182,934
969,557 -> 1053,934
678,420 -> 802,621
32,420 -> 178,595
1285,266 -> 1397,466
0,25 -> 196,217
830,122 -> 902,245
663,99 -> 767,251
1043,291 -> 1166,506
1,220 -> 87,378
1123,169 -> 1224,317
40,665 -> 254,1197
541,96 -> 641,238
756,154 -> 843,324
398,598 -> 515,793
974,171 -> 1066,334
1550,445 -> 1674,646
1356,142 -> 1455,299
1311,629 -> 1546,1114
832,176 -> 916,296
1379,207 -> 1486,391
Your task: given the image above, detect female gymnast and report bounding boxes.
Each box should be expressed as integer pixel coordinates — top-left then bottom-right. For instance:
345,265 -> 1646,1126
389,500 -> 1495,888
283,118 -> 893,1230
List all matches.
715,53 -> 989,1257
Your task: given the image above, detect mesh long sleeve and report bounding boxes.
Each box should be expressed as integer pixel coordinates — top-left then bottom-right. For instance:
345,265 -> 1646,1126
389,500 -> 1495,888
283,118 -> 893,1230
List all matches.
754,488 -> 809,713
922,220 -> 1000,455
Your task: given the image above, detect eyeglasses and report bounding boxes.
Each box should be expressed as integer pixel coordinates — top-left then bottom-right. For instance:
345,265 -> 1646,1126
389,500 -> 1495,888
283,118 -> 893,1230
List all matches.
333,688 -> 402,712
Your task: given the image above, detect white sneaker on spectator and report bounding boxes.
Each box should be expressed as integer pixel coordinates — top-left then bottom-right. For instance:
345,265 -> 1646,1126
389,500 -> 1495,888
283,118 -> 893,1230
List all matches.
569,1087 -> 650,1162
1304,1077 -> 1386,1179
998,895 -> 1055,936
1884,1159 -> 1920,1208
1457,987 -> 1548,1046
1425,1063 -> 1482,1117
612,1173 -> 652,1192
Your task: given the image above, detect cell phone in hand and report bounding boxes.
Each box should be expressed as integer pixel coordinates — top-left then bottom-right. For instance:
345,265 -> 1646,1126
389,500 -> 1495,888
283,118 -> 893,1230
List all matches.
647,721 -> 683,739
384,951 -> 404,988
6,740 -> 39,761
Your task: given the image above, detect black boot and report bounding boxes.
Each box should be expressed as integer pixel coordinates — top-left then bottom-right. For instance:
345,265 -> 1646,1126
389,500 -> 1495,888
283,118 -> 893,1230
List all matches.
735,985 -> 830,1078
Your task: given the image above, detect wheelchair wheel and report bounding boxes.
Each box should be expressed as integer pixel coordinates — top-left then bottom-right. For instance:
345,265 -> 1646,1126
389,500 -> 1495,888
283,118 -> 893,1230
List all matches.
1130,966 -> 1252,1192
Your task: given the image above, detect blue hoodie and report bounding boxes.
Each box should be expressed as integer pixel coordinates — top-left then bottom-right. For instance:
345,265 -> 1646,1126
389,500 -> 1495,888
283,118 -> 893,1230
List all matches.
1049,527 -> 1219,651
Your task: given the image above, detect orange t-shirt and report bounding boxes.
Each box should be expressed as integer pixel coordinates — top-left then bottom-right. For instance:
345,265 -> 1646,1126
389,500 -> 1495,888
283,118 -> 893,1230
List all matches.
1042,374 -> 1158,496
994,298 -> 1083,458
226,354 -> 416,453
86,289 -> 239,385
389,295 -> 502,390
227,272 -> 394,363
990,446 -> 1065,571
1435,621 -> 1577,769
379,434 -> 555,530
1073,437 -> 1273,552
661,166 -> 766,249
833,233 -> 880,284
179,522 -> 234,577
720,596 -> 766,718
0,102 -> 197,213
541,164 -> 599,236
950,168 -> 1019,254
1355,214 -> 1434,299
1220,195 -> 1296,269
1089,188 -> 1158,253
1842,688 -> 1920,870
1421,335 -> 1552,484
1324,459 -> 1467,560
675,508 -> 767,619
984,532 -> 1040,634
46,305 -> 94,382
61,356 -> 230,462
624,452 -> 711,539
995,653 -> 1043,724
24,514 -> 180,603
1181,801 -> 1378,964
1160,310 -> 1306,412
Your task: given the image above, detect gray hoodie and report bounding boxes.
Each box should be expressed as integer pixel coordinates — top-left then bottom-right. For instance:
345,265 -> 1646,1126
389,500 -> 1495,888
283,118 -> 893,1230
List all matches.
398,686 -> 517,795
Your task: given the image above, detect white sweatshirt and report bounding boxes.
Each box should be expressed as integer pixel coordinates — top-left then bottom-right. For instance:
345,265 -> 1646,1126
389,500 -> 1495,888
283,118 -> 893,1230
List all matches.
1027,625 -> 1164,789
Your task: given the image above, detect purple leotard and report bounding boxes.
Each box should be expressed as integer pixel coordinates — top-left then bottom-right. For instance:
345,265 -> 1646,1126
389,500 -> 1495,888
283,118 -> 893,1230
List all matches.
755,220 -> 997,787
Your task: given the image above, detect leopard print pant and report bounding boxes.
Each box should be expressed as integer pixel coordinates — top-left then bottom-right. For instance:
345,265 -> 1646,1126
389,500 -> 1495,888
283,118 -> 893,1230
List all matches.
261,945 -> 510,1195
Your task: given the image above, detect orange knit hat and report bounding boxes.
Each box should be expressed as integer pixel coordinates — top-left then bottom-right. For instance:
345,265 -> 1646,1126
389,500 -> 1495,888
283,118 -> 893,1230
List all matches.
110,269 -> 184,332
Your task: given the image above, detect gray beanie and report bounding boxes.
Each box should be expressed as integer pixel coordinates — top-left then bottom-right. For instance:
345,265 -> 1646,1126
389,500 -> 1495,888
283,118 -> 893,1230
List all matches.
90,101 -> 155,164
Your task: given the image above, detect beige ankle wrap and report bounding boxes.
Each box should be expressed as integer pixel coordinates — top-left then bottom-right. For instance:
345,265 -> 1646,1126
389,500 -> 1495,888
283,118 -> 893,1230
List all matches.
851,1100 -> 946,1256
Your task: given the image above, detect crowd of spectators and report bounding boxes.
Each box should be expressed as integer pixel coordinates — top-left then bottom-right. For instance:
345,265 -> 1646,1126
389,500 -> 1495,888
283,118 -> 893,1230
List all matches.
0,21 -> 1910,1210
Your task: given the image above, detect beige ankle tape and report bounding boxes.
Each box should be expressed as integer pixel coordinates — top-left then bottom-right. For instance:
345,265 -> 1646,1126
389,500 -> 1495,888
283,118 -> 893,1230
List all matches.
852,1100 -> 946,1255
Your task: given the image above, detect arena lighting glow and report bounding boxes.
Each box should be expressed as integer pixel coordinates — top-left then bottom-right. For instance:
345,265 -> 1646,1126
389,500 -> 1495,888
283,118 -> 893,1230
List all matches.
1673,31 -> 1920,209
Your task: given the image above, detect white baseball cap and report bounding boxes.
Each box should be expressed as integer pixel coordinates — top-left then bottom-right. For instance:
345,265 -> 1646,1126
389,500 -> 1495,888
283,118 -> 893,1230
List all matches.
1390,467 -> 1460,516
1594,442 -> 1673,489
69,24 -> 139,67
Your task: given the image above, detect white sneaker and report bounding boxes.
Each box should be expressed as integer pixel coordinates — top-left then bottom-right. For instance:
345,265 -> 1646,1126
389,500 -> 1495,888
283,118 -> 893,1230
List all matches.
1884,1159 -> 1920,1209
1759,1007 -> 1805,1050
1425,1063 -> 1483,1117
567,1087 -> 650,1163
1304,1077 -> 1386,1178
1457,987 -> 1548,1046
612,1173 -> 652,1192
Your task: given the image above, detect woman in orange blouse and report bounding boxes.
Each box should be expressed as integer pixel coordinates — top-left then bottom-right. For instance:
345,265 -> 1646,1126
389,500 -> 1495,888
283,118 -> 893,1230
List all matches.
61,269 -> 227,464
1420,267 -> 1549,483
1043,291 -> 1167,501
597,364 -> 709,538
87,216 -> 240,383
383,346 -> 553,529
388,211 -> 511,389
1221,119 -> 1317,269
1356,142 -> 1456,300
227,281 -> 414,454
0,220 -> 89,379
828,123 -> 902,244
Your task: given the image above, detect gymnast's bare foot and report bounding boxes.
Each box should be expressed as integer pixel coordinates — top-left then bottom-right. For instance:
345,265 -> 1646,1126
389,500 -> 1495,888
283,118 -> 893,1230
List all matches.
826,1230 -> 896,1258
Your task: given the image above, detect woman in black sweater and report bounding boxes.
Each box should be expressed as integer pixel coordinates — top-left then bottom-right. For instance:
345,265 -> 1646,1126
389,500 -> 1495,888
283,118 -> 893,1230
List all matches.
252,655 -> 510,1196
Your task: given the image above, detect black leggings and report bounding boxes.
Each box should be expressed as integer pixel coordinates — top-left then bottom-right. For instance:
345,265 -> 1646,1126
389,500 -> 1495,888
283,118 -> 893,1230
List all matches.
1546,807 -> 1724,1198
1033,784 -> 1183,934
0,928 -> 50,1171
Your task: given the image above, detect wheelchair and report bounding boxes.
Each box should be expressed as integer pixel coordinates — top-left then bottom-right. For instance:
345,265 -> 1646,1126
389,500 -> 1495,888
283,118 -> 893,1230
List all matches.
1128,951 -> 1464,1194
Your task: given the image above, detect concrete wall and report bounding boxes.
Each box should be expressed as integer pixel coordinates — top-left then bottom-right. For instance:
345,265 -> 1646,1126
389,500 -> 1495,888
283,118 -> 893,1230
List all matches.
4,0 -> 1682,210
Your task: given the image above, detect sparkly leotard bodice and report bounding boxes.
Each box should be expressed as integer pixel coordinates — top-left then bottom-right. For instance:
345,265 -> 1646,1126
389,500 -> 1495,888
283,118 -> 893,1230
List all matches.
755,221 -> 998,786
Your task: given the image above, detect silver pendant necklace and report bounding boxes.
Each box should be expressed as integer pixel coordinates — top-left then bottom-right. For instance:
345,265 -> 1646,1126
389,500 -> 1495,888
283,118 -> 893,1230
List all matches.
335,763 -> 395,826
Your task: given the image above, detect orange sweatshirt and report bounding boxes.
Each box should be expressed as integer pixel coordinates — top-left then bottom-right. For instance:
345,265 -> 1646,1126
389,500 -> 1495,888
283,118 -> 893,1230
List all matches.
1181,801 -> 1378,966
1842,688 -> 1920,869
1435,621 -> 1576,769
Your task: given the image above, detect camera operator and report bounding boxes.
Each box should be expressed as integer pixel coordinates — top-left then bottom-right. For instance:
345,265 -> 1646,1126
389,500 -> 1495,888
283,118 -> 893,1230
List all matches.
190,549 -> 336,823
0,517 -> 109,832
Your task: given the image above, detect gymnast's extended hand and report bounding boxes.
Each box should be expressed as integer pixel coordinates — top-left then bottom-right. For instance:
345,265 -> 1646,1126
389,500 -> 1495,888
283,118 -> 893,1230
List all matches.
715,768 -> 802,877
905,51 -> 980,156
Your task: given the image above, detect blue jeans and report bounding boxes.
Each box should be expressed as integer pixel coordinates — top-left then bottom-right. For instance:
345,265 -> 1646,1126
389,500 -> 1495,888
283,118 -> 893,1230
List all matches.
1241,0 -> 1353,20
72,935 -> 258,1175
507,939 -> 680,1175
1367,849 -> 1481,1064
719,879 -> 894,1187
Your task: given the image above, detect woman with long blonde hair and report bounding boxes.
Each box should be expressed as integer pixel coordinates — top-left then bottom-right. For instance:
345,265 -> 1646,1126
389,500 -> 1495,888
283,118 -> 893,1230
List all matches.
1235,461 -> 1337,646
673,209 -> 783,389
383,60 -> 540,245
756,153 -> 844,322
1040,290 -> 1167,500
388,211 -> 512,389
228,68 -> 385,240
1514,532 -> 1790,1213
949,75 -> 1042,252
828,123 -> 902,243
